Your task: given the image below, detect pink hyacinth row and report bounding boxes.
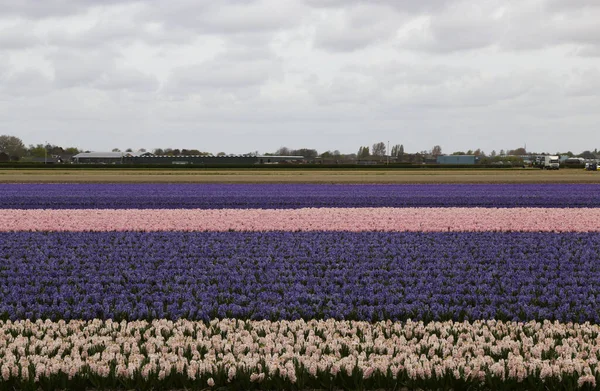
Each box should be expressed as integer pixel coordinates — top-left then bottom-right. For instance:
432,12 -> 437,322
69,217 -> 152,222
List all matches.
1,207 -> 600,232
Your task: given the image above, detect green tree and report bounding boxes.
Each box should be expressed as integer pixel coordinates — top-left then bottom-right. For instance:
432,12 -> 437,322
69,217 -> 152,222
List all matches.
391,144 -> 404,157
508,147 -> 527,155
65,147 -> 80,155
0,135 -> 26,158
292,148 -> 318,159
28,144 -> 47,158
579,150 -> 596,159
357,146 -> 370,159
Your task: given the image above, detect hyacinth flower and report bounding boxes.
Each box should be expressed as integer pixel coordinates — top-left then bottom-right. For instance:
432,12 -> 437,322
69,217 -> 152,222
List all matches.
2,183 -> 600,209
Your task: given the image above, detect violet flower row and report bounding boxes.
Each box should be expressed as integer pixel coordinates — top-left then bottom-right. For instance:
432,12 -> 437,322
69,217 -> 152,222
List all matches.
1,231 -> 599,323
2,183 -> 600,209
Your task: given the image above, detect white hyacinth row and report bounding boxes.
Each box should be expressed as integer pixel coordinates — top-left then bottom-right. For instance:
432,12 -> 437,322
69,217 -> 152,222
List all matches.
0,318 -> 598,390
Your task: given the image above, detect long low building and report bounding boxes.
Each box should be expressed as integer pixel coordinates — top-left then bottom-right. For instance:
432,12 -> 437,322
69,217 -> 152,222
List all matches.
436,155 -> 478,165
126,155 -> 259,165
72,152 -> 127,164
72,152 -> 305,165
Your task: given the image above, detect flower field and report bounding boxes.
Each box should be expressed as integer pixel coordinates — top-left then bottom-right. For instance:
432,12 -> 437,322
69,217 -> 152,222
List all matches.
2,183 -> 600,209
1,183 -> 600,390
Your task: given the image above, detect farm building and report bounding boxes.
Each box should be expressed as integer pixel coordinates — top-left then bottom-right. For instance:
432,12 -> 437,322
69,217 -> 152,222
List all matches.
257,156 -> 305,164
72,151 -> 151,164
125,154 -> 258,165
437,155 -> 478,165
72,152 -> 124,164
71,152 -> 305,165
122,154 -> 305,165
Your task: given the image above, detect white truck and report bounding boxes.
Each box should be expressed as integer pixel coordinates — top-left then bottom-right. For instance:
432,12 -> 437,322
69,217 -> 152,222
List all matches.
541,155 -> 560,170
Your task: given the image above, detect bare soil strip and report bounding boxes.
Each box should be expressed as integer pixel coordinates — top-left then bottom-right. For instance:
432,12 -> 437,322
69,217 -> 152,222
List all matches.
0,169 -> 599,183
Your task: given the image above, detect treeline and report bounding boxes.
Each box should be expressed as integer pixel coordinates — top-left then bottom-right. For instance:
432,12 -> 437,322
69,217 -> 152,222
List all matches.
0,135 -> 80,161
3,134 -> 600,163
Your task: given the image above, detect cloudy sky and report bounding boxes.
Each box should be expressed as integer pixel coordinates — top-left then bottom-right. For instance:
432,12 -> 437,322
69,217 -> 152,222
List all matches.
1,0 -> 599,155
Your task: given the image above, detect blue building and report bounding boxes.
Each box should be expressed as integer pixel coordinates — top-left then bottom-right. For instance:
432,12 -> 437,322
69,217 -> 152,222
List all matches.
436,155 -> 478,165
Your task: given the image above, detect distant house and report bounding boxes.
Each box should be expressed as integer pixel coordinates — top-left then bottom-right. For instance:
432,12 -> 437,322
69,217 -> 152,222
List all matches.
0,152 -> 9,162
437,155 -> 478,165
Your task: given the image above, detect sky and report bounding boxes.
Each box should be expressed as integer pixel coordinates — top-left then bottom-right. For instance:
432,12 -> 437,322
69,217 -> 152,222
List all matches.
0,0 -> 599,155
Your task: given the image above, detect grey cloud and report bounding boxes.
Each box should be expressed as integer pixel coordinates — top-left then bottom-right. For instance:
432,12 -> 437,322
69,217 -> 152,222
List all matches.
48,49 -> 158,93
397,1 -> 507,53
345,62 -> 474,86
315,25 -> 389,52
1,0 -> 600,154
164,54 -> 281,98
575,45 -> 600,57
313,5 -> 404,52
45,20 -> 140,48
0,0 -> 133,19
0,68 -> 53,97
50,51 -> 114,88
544,0 -> 600,11
306,65 -> 541,111
140,0 -> 302,35
396,0 -> 600,53
565,69 -> 600,97
0,23 -> 40,49
94,68 -> 159,93
45,19 -> 192,49
304,0 -> 453,13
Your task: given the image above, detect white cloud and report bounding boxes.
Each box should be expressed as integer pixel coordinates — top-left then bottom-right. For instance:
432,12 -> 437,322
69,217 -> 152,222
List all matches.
0,0 -> 599,154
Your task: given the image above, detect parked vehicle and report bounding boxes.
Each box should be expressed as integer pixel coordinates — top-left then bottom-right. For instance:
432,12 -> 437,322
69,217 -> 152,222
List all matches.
540,155 -> 560,170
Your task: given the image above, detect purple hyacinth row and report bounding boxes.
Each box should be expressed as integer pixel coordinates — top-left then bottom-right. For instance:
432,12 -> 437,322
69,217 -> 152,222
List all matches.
2,183 -> 600,209
1,231 -> 599,323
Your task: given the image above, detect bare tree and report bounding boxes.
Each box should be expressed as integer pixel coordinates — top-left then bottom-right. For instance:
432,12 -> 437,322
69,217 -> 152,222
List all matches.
431,145 -> 443,157
276,147 -> 291,156
372,142 -> 386,156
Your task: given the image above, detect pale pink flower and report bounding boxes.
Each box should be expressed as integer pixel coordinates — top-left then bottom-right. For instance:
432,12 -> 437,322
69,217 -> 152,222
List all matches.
3,207 -> 600,232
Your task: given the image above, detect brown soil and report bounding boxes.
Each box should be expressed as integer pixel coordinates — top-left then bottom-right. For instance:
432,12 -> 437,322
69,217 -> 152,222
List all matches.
0,169 -> 599,184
